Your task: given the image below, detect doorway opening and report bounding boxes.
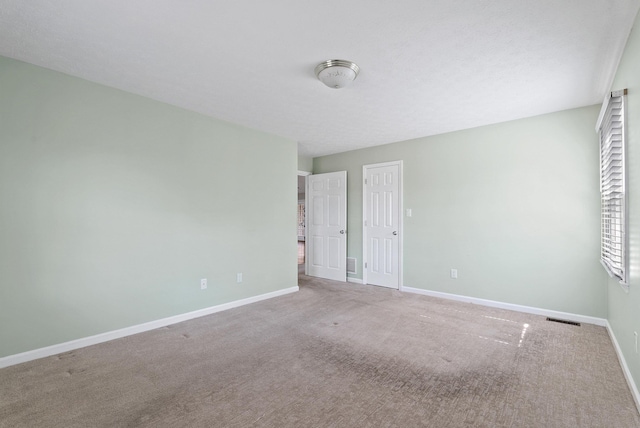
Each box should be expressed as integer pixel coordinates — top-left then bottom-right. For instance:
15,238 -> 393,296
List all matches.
297,171 -> 310,275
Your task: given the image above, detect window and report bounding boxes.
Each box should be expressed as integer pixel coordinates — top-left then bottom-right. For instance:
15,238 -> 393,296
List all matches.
597,89 -> 627,284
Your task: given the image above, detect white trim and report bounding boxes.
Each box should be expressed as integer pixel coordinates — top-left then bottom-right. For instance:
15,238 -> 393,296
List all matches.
601,259 -> 630,292
362,160 -> 403,289
402,286 -> 607,327
347,277 -> 364,284
606,321 -> 640,413
297,170 -> 311,176
305,174 -> 308,276
0,286 -> 299,369
362,165 -> 366,285
595,89 -> 627,132
595,91 -> 613,132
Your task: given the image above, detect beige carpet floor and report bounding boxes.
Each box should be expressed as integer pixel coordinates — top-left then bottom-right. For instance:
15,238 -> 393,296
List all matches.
1,273 -> 639,427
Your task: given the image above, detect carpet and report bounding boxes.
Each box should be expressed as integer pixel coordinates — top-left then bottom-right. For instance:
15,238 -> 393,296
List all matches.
1,274 -> 638,427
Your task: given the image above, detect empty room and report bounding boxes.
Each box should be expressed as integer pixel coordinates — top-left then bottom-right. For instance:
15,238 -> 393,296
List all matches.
2,1 -> 640,426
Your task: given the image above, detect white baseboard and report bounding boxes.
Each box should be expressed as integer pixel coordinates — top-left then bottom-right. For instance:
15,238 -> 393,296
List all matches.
347,277 -> 364,284
401,286 -> 607,327
606,321 -> 640,413
0,286 -> 299,369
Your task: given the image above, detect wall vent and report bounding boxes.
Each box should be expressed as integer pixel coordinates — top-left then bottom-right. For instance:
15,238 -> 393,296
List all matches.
347,257 -> 357,274
546,317 -> 581,326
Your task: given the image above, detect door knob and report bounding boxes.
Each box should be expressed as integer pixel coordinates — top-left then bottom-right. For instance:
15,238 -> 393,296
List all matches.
340,230 -> 345,234
392,231 -> 398,235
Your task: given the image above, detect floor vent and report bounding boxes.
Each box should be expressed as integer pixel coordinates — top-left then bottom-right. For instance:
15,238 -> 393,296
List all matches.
546,317 -> 581,326
346,257 -> 357,274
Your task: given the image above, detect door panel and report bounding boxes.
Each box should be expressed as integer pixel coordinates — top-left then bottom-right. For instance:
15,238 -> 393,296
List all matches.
328,195 -> 341,225
312,196 -> 324,225
307,171 -> 347,282
311,235 -> 324,267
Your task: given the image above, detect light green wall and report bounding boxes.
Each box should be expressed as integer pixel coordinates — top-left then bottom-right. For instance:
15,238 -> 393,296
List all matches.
314,105 -> 606,317
607,13 -> 640,394
0,56 -> 298,358
298,154 -> 313,172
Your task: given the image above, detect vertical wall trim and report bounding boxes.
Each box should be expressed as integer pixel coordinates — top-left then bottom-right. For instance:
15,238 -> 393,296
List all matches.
606,321 -> 640,413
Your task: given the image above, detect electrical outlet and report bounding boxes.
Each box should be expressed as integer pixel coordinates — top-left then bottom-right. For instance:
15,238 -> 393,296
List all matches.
237,273 -> 243,283
450,269 -> 458,279
200,278 -> 207,290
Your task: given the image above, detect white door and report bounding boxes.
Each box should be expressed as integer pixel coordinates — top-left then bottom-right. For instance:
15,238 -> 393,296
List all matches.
307,171 -> 347,282
364,162 -> 402,289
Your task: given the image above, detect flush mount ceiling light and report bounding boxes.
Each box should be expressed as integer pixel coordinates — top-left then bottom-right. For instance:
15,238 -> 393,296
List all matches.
314,59 -> 360,89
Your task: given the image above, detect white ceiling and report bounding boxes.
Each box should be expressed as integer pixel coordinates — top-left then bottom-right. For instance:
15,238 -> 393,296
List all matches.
1,1 -> 638,157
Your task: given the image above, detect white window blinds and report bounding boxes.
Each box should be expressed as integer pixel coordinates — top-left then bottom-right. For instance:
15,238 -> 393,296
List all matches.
597,89 -> 627,283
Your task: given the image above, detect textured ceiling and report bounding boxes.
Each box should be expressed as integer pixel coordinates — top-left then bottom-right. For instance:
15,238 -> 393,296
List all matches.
0,1 -> 638,157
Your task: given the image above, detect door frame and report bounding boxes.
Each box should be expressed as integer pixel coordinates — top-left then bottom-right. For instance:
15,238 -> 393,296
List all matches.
362,160 -> 403,290
298,170 -> 311,275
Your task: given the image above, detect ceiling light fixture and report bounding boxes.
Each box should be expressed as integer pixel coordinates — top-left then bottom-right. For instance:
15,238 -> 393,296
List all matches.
314,59 -> 360,89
